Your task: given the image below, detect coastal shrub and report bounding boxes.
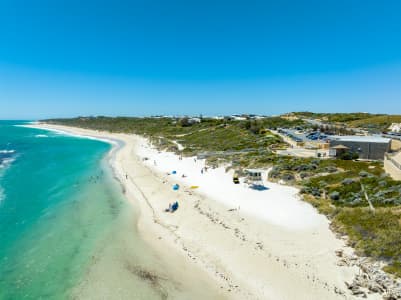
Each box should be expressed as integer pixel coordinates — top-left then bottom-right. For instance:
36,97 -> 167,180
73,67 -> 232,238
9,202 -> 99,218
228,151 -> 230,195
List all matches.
383,261 -> 401,278
330,191 -> 340,201
310,188 -> 321,197
349,198 -> 362,206
269,168 -> 281,179
332,182 -> 363,205
382,198 -> 395,205
300,187 -> 308,194
349,114 -> 401,133
339,151 -> 359,160
299,172 -> 311,179
295,164 -> 317,172
300,186 -> 321,197
324,166 -> 338,173
342,178 -> 356,185
281,173 -> 295,181
179,117 -> 192,127
318,180 -> 328,188
378,180 -> 387,187
334,208 -> 401,261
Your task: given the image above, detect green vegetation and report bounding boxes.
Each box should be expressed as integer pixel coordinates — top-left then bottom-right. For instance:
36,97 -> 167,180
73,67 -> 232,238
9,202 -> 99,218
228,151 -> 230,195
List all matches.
292,112 -> 383,123
333,208 -> 401,273
310,124 -> 356,136
44,116 -> 302,155
268,155 -> 401,275
349,115 -> 401,133
338,150 -> 359,160
45,115 -> 401,276
291,112 -> 401,133
209,135 -> 401,274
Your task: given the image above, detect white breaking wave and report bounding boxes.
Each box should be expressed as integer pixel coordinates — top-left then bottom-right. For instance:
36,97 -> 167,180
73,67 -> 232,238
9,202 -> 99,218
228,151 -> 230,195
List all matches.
35,134 -> 48,138
0,150 -> 16,154
0,157 -> 16,169
19,124 -> 118,145
40,128 -> 118,145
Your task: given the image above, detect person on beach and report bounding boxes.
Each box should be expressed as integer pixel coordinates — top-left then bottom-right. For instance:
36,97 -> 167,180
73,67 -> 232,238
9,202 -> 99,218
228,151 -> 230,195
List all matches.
126,174 -> 128,179
165,203 -> 172,212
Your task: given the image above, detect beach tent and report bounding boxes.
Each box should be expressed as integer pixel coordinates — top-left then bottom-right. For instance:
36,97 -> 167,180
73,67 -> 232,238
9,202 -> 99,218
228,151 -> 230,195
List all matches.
165,201 -> 179,212
172,170 -> 177,174
171,201 -> 179,212
173,184 -> 180,190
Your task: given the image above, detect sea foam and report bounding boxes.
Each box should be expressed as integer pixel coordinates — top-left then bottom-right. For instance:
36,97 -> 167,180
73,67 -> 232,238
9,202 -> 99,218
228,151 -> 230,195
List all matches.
0,158 -> 16,169
0,150 -> 15,154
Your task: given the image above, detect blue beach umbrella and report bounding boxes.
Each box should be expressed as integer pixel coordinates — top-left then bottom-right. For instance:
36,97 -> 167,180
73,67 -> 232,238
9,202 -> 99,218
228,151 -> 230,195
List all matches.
173,184 -> 179,191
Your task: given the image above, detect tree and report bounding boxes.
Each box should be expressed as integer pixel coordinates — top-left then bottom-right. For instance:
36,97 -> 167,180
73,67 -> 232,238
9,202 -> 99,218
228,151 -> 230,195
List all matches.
179,117 -> 191,127
339,151 -> 359,160
249,121 -> 262,134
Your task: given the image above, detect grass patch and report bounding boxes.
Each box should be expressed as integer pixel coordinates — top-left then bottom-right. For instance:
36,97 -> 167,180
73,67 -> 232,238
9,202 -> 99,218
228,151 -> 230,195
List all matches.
333,208 -> 401,260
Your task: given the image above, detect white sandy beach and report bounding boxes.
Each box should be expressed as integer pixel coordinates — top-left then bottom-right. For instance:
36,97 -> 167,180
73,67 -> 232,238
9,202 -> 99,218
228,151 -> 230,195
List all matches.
28,123 -> 382,300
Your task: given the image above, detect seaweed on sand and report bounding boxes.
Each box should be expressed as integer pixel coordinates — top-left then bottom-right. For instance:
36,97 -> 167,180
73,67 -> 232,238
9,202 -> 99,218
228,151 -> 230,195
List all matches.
125,263 -> 169,300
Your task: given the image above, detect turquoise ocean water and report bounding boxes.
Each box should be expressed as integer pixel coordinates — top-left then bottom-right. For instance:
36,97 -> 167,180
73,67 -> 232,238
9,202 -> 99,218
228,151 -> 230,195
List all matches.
0,121 -> 224,300
0,121 -> 122,298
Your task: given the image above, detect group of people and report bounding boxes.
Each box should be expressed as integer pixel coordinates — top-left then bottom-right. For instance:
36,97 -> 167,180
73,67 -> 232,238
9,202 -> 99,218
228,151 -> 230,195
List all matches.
200,167 -> 208,174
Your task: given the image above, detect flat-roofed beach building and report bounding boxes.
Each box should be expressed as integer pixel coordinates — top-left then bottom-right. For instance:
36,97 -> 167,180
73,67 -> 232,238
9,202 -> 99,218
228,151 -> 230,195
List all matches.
328,136 -> 391,160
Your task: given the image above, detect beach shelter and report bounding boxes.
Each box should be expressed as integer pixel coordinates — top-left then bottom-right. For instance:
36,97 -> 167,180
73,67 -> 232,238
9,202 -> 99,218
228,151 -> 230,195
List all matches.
173,184 -> 180,191
245,169 -> 264,185
329,144 -> 349,157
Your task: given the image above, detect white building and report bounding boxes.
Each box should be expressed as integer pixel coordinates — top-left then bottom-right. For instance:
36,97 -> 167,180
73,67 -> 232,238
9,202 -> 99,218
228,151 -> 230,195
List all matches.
188,117 -> 201,124
231,115 -> 247,121
389,123 -> 401,133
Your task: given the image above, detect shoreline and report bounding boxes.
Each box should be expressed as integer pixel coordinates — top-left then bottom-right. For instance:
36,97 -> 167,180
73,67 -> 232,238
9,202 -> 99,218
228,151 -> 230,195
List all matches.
28,123 -> 381,299
26,123 -> 229,299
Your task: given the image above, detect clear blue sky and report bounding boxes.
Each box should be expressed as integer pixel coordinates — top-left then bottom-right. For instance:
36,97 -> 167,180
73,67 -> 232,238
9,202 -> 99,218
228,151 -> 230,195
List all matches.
1,0 -> 400,119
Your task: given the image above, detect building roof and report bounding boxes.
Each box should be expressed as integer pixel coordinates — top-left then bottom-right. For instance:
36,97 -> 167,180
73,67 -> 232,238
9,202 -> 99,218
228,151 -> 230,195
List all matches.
246,169 -> 264,173
329,135 -> 391,143
331,144 -> 349,149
